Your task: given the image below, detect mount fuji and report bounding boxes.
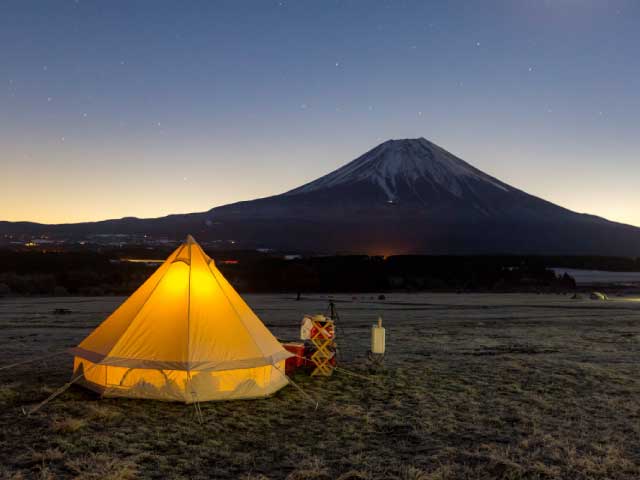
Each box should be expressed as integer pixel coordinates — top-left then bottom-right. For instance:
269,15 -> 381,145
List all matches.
3,138 -> 640,255
286,137 -> 511,205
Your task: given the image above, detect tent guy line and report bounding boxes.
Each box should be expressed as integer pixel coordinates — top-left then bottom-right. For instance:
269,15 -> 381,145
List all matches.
68,235 -> 294,402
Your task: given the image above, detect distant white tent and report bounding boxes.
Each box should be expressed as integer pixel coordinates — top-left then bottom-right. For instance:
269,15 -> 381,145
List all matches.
70,235 -> 292,402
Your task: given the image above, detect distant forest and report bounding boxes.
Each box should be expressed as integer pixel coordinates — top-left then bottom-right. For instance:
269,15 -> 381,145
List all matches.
2,247 -> 638,296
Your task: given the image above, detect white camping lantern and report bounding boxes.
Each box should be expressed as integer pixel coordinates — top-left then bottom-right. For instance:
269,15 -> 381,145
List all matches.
371,316 -> 386,355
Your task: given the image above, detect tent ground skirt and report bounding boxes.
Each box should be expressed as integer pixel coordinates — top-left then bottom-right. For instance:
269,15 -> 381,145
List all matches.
74,357 -> 288,402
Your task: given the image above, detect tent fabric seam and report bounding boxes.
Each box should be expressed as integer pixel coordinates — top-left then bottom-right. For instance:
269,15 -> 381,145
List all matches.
70,346 -> 291,372
206,259 -> 271,360
100,256 -> 177,361
186,241 -> 192,372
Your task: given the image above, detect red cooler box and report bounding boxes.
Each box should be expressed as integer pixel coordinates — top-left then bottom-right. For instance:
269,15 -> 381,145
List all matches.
282,342 -> 306,375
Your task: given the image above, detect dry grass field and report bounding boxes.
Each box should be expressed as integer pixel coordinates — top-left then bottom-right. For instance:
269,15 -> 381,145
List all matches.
1,293 -> 639,479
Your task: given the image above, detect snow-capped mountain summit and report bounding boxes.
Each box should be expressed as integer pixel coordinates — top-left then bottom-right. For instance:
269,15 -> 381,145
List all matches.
287,138 -> 509,203
3,137 -> 640,255
273,137 -> 525,219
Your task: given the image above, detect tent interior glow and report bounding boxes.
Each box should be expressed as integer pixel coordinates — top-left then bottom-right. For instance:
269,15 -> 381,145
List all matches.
70,236 -> 293,402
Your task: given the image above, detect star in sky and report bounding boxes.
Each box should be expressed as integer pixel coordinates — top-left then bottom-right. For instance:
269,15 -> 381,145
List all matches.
2,0 -> 638,227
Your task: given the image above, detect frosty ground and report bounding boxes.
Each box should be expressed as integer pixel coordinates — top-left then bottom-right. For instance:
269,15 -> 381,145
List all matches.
1,293 -> 639,479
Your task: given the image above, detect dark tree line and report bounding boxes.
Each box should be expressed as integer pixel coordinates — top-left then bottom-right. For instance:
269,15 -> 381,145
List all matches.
220,255 -> 576,294
10,248 -> 640,297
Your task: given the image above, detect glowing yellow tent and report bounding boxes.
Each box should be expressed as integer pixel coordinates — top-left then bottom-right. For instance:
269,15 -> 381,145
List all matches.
69,235 -> 292,402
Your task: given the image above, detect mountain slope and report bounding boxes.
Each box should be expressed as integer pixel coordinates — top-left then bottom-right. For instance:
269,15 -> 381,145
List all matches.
287,137 -> 511,202
2,138 -> 640,255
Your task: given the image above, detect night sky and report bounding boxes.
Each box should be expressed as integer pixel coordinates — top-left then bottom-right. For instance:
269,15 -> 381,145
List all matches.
2,1 -> 638,226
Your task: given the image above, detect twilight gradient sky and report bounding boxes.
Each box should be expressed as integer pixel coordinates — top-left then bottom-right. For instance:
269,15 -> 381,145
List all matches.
1,1 -> 639,225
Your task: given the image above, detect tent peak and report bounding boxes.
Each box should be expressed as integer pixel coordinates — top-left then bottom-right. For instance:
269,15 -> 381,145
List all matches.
185,234 -> 197,244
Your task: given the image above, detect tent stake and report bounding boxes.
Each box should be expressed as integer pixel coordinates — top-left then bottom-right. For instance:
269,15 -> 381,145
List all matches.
187,372 -> 205,424
275,365 -> 318,410
26,372 -> 85,416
